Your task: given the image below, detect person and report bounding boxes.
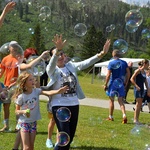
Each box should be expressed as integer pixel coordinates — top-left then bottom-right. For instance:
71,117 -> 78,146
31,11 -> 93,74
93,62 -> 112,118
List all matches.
142,68 -> 150,113
104,49 -> 130,124
46,110 -> 58,148
130,59 -> 150,124
40,60 -> 49,86
12,71 -> 68,150
123,61 -> 133,104
0,41 -> 23,132
12,48 -> 49,150
45,34 -> 110,150
0,1 -> 16,28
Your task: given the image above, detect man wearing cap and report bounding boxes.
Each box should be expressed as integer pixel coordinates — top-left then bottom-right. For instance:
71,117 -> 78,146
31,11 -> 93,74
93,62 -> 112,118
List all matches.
104,49 -> 130,124
0,41 -> 23,131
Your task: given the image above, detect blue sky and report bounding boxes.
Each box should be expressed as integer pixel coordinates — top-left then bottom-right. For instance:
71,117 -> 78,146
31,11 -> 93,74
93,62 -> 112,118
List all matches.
121,0 -> 150,6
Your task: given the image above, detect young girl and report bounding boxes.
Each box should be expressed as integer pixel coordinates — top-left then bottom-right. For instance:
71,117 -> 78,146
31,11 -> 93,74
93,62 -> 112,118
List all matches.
13,71 -> 68,150
130,59 -> 150,124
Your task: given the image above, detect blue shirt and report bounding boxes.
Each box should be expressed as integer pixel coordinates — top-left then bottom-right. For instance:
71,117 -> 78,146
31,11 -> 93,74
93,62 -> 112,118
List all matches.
108,58 -> 128,85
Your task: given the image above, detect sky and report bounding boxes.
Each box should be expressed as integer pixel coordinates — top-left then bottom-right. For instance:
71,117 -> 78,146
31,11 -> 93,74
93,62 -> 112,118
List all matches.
120,0 -> 150,6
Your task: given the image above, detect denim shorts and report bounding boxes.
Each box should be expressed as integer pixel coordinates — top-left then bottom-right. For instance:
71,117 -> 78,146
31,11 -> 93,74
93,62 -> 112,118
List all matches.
20,121 -> 37,133
134,90 -> 145,98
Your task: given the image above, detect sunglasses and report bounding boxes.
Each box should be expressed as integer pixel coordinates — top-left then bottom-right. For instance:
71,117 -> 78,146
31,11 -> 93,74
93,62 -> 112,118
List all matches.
59,51 -> 64,56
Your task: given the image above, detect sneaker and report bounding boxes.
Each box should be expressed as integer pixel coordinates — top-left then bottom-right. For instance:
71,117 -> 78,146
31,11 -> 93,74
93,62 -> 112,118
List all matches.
0,127 -> 9,132
106,117 -> 114,121
46,139 -> 53,148
133,121 -> 143,125
122,117 -> 127,124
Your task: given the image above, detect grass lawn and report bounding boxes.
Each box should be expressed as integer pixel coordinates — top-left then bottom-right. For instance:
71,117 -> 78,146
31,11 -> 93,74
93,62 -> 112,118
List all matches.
0,74 -> 149,150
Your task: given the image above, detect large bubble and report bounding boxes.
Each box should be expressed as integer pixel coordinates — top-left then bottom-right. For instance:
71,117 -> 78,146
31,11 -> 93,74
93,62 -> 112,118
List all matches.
74,23 -> 87,37
71,57 -> 81,62
26,55 -> 46,76
57,132 -> 70,146
112,78 -> 123,88
130,125 -> 150,150
126,20 -> 138,33
0,42 -> 24,68
56,107 -> 71,122
141,29 -> 150,39
125,9 -> 143,27
113,39 -> 128,54
39,6 -> 51,21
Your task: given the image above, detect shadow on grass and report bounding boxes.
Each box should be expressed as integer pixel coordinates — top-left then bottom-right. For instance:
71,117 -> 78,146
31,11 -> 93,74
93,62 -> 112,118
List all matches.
70,146 -> 122,150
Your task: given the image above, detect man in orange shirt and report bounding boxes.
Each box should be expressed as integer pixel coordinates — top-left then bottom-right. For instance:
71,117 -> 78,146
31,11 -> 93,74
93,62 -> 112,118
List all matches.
0,41 -> 23,131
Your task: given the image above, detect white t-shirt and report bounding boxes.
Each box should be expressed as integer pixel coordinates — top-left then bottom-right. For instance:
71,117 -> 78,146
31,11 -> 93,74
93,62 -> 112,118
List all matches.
15,88 -> 42,123
50,67 -> 79,107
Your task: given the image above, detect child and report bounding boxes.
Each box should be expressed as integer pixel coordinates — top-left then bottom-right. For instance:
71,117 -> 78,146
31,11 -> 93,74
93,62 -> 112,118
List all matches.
13,71 -> 68,150
141,68 -> 150,113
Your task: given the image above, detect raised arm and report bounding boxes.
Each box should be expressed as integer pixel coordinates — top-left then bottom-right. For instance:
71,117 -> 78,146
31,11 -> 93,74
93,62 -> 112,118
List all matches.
0,2 -> 16,28
97,39 -> 111,59
52,34 -> 67,56
20,50 -> 49,71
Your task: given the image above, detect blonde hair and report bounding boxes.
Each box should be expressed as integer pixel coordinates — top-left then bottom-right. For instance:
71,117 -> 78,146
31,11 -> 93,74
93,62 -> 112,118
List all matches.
12,71 -> 31,100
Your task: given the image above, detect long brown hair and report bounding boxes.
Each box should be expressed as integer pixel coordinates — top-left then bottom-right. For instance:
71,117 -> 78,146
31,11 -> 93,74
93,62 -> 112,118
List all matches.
12,71 -> 31,100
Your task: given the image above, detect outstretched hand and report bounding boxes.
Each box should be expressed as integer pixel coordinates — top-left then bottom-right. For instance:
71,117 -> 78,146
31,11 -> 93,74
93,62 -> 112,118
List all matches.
52,34 -> 67,51
3,2 -> 16,14
100,39 -> 111,56
97,39 -> 111,58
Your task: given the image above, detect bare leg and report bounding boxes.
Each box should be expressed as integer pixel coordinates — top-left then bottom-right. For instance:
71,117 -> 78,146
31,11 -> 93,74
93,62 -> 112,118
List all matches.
0,103 -> 10,131
20,131 -> 36,150
118,97 -> 126,115
13,131 -> 22,149
47,117 -> 55,139
108,97 -> 114,117
134,98 -> 143,123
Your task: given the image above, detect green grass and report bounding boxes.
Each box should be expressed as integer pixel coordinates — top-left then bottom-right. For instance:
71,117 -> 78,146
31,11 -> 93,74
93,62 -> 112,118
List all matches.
0,101 -> 150,150
0,74 -> 149,150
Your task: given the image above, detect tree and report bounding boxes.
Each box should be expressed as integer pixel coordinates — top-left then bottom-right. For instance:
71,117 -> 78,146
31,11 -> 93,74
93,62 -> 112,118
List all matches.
81,25 -> 106,60
26,23 -> 46,54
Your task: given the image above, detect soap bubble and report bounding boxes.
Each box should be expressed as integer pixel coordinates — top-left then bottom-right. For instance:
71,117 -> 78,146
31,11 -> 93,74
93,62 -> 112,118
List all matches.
74,23 -> 87,37
130,125 -> 150,150
40,6 -> 51,17
141,29 -> 150,39
110,60 -> 121,69
0,42 -> 24,68
113,39 -> 128,54
57,132 -> 70,146
106,26 -> 112,32
113,78 -> 123,88
126,20 -> 138,33
125,9 -> 143,27
28,28 -> 34,34
110,24 -> 115,30
26,55 -> 46,76
56,107 -> 71,122
71,57 -> 81,62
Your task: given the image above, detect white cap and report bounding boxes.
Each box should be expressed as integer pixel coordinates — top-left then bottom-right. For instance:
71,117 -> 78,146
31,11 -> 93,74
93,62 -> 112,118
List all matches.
9,41 -> 18,47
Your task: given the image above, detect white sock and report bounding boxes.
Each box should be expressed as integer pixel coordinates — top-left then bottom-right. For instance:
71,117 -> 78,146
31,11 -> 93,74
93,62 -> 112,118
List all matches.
109,115 -> 113,119
123,114 -> 126,118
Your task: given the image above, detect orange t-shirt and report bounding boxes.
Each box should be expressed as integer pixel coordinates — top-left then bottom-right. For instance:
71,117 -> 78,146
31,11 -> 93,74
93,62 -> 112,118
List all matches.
0,54 -> 19,87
